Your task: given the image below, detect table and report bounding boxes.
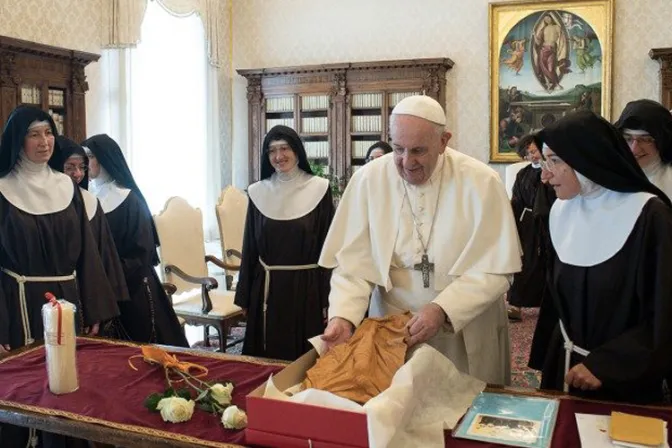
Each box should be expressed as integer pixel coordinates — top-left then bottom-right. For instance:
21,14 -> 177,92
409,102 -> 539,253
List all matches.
0,339 -> 670,447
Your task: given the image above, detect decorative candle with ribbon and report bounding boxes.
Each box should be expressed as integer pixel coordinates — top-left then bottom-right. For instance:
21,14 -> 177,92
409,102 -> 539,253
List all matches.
42,292 -> 78,394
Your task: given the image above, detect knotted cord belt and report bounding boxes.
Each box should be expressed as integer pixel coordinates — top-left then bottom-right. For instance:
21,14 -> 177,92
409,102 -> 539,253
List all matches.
559,319 -> 590,393
1,268 -> 76,346
258,257 -> 319,350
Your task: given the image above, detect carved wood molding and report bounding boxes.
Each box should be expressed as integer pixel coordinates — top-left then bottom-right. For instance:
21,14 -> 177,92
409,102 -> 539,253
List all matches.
0,52 -> 19,87
650,48 -> 672,107
237,58 -> 454,79
0,36 -> 99,64
246,75 -> 263,104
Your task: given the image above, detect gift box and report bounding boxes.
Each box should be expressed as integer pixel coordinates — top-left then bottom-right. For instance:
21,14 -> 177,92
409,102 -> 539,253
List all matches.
246,349 -> 369,447
246,342 -> 486,448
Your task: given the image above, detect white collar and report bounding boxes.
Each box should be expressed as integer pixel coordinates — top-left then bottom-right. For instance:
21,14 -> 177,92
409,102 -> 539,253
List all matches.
79,187 -> 98,220
549,188 -> 654,267
89,168 -> 131,213
0,152 -> 74,215
644,159 -> 672,199
247,166 -> 329,220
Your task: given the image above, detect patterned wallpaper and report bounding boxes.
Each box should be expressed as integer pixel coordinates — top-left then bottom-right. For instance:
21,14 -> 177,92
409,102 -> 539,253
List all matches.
231,0 -> 672,184
0,0 -> 105,134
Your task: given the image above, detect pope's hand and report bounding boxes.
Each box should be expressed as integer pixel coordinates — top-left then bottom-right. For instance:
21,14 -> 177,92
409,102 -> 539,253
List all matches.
321,317 -> 354,352
565,363 -> 602,391
85,323 -> 100,336
405,303 -> 446,348
0,344 -> 10,353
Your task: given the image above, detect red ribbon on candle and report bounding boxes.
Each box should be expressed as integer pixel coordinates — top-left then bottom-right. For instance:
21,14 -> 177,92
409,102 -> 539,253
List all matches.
44,292 -> 62,345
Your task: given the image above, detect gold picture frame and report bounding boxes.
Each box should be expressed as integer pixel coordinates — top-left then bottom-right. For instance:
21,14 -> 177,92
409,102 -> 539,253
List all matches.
489,0 -> 614,162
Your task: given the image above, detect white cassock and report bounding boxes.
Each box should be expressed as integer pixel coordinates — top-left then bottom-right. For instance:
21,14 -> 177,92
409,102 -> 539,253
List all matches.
319,149 -> 522,385
643,160 -> 672,199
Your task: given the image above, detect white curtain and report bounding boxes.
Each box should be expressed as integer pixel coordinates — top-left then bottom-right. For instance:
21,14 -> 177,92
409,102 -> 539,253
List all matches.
120,1 -> 220,240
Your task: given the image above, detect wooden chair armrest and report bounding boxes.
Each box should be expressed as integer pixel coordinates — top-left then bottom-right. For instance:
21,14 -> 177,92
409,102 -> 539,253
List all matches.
164,264 -> 218,290
162,282 -> 177,296
205,255 -> 240,272
225,249 -> 242,260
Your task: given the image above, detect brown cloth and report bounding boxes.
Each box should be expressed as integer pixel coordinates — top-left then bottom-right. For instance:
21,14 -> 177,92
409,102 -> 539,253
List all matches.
302,312 -> 412,404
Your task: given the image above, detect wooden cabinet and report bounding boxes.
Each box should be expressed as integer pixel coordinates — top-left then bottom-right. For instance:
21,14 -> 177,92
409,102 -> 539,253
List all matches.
650,48 -> 672,110
0,36 -> 99,143
238,58 -> 454,184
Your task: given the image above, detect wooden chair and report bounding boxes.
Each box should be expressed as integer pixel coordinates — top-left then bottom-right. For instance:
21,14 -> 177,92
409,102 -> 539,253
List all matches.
154,196 -> 244,352
215,186 -> 248,291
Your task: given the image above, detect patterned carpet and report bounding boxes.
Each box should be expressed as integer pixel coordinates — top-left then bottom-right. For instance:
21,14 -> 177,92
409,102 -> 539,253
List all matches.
509,307 -> 542,388
190,310 -> 542,388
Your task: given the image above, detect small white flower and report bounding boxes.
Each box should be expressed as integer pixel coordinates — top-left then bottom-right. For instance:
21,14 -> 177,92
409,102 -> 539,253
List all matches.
156,397 -> 195,423
210,383 -> 234,405
221,405 -> 248,430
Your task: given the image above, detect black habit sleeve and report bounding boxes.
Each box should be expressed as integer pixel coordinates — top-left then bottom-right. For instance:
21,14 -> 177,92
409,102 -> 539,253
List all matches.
74,189 -> 120,326
510,170 -> 526,223
90,202 -> 130,302
583,199 -> 672,386
317,189 -> 335,311
234,201 -> 259,310
118,193 -> 156,285
0,285 -> 7,345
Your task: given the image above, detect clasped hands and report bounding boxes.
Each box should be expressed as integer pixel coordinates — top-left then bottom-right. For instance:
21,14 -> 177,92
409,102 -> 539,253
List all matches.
321,303 -> 447,351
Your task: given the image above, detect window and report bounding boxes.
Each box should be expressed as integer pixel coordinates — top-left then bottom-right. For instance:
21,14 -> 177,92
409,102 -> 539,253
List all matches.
129,1 -> 208,218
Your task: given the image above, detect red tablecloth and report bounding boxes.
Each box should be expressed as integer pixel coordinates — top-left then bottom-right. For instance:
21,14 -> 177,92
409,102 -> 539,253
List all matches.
0,338 -> 284,447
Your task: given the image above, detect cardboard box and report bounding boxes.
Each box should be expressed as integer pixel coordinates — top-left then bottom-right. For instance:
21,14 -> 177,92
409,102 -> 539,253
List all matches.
246,349 -> 369,447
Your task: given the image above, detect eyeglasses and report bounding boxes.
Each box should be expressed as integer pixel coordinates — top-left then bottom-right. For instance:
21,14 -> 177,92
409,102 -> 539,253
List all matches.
64,164 -> 87,174
539,155 -> 565,173
623,134 -> 656,146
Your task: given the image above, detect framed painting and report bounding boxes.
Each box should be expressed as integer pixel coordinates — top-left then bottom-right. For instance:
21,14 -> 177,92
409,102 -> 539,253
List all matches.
489,0 -> 614,162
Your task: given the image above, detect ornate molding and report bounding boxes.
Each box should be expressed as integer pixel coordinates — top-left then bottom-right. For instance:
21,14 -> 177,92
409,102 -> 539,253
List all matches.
329,72 -> 347,102
246,75 -> 263,104
0,51 -> 19,86
71,62 -> 89,93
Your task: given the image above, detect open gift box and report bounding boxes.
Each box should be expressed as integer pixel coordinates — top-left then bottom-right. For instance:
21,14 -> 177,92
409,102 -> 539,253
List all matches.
246,349 -> 368,447
245,344 -> 486,448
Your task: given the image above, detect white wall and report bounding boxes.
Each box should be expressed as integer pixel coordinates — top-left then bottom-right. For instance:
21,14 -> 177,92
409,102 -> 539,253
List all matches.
231,0 -> 672,185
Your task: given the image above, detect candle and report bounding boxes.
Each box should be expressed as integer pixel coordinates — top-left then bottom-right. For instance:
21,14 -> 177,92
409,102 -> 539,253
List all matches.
42,295 -> 78,394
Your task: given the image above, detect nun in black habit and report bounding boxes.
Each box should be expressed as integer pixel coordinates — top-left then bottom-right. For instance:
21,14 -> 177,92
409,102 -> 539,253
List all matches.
507,133 -> 556,321
0,106 -> 120,448
614,99 -> 672,199
234,125 -> 334,361
536,110 -> 672,404
82,134 -> 187,347
49,136 -> 130,336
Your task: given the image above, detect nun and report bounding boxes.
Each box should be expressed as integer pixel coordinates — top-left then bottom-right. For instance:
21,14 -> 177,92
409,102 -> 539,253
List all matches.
537,110 -> 672,404
614,99 -> 672,199
82,134 -> 187,347
234,125 -> 334,361
0,106 -> 119,447
507,133 -> 556,322
49,136 -> 130,336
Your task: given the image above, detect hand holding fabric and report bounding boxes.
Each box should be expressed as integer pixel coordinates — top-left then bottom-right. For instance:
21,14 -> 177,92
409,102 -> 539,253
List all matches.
565,363 -> 602,390
321,317 -> 354,352
405,303 -> 447,348
0,344 -> 9,353
85,322 -> 100,336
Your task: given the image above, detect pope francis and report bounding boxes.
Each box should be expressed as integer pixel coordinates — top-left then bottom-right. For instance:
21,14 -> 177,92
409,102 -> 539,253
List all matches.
318,95 -> 522,384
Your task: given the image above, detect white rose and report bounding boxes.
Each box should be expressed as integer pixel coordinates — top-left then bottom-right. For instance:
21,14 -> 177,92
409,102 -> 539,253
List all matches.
210,383 -> 234,405
156,397 -> 195,423
221,405 -> 248,430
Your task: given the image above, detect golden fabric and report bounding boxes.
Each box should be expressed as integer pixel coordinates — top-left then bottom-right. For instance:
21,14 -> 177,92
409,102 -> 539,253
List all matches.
302,312 -> 411,404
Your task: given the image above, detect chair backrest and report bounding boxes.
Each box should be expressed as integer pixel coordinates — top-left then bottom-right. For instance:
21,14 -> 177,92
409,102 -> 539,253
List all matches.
505,161 -> 531,199
216,186 -> 248,275
154,196 -> 208,294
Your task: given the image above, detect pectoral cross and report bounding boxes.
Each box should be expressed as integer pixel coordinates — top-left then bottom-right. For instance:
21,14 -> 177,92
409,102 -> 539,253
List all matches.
414,253 -> 434,288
